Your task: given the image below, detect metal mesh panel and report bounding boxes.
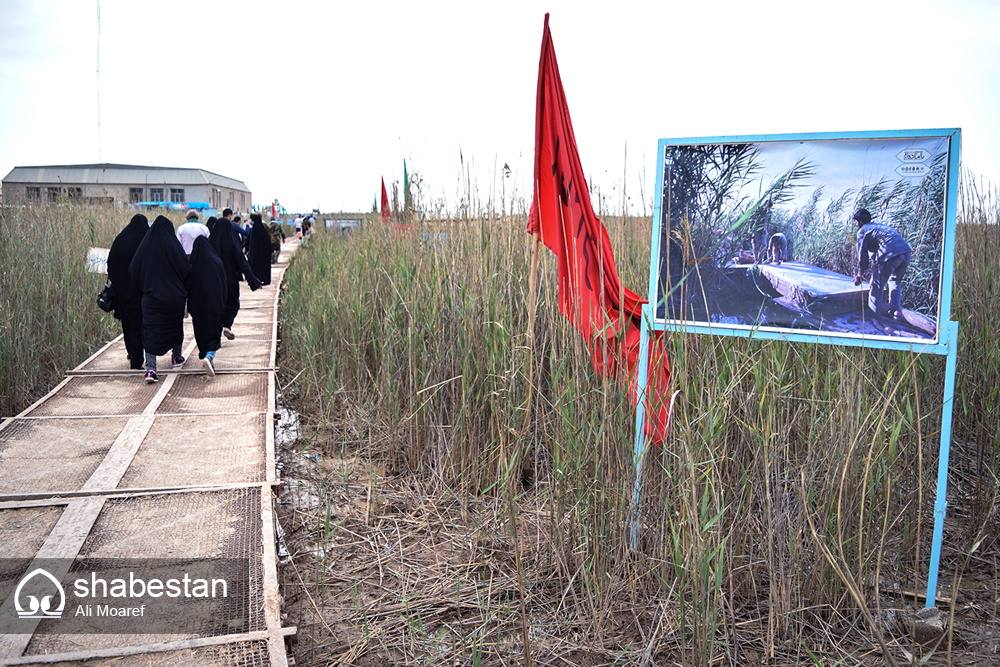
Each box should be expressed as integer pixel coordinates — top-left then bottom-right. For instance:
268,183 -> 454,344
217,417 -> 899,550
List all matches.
219,322 -> 273,344
78,488 -> 262,562
0,506 -> 63,603
27,377 -> 158,417
118,415 -> 266,488
239,294 -> 276,306
19,638 -> 270,666
25,489 -> 264,655
79,489 -> 265,634
0,418 -> 127,495
76,323 -> 194,373
211,346 -> 272,371
76,338 -> 131,372
227,309 -> 274,325
156,374 -> 268,415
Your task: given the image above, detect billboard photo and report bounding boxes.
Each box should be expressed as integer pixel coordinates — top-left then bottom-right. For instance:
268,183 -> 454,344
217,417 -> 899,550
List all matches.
652,130 -> 958,346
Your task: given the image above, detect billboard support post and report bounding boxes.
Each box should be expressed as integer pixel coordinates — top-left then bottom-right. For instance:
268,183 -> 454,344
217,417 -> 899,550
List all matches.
925,318 -> 959,608
630,304 -> 653,550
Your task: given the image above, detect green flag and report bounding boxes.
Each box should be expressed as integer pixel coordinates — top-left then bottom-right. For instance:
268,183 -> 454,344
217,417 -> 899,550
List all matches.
403,160 -> 412,216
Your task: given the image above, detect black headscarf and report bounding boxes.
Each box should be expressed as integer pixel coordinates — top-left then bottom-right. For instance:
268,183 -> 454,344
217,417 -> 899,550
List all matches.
248,214 -> 272,286
107,214 -> 149,317
210,214 -> 262,291
107,214 -> 149,369
186,236 -> 226,359
206,216 -> 217,233
129,215 -> 191,356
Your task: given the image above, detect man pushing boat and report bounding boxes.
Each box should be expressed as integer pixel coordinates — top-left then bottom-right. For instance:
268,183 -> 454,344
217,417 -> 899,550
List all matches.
852,208 -> 912,321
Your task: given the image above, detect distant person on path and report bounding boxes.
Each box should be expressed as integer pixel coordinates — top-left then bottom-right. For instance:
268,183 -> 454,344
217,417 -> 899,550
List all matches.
234,215 -> 250,253
210,211 -> 262,341
186,236 -> 227,377
129,215 -> 191,383
268,220 -> 286,263
852,208 -> 912,319
176,209 -> 211,257
222,208 -> 250,246
247,213 -> 272,286
107,213 -> 150,370
300,220 -> 314,245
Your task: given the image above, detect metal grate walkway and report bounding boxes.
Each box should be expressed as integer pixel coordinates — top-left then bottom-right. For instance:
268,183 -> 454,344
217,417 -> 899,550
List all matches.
0,239 -> 298,666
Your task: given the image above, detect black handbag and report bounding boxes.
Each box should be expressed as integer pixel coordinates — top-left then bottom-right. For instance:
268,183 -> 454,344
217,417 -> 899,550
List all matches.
97,280 -> 114,313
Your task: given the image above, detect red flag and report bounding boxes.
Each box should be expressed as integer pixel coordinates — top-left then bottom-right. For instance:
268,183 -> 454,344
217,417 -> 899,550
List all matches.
527,14 -> 671,440
381,178 -> 391,223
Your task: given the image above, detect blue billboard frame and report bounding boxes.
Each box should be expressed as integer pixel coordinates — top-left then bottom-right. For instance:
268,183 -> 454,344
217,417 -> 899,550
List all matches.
631,128 -> 961,609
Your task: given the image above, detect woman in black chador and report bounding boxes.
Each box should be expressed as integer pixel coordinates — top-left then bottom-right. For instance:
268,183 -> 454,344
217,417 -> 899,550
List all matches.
209,212 -> 261,341
129,215 -> 191,383
107,214 -> 149,370
186,236 -> 226,376
247,213 -> 272,287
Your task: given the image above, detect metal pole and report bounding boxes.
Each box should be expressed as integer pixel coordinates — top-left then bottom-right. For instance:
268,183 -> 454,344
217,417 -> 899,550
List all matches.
925,319 -> 959,608
630,304 -> 652,549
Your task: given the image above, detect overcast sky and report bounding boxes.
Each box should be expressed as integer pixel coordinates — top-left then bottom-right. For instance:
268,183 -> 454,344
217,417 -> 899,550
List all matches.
1,0 -> 997,215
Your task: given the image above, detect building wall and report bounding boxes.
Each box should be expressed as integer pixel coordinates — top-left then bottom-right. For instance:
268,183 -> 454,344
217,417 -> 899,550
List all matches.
1,181 -> 252,212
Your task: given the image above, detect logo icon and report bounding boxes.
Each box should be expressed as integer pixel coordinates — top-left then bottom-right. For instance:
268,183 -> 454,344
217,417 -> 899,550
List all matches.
897,148 -> 931,163
896,163 -> 930,178
14,568 -> 65,619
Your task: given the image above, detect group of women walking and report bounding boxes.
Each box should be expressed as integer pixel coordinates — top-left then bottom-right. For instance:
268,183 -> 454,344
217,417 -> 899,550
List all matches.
106,212 -> 276,382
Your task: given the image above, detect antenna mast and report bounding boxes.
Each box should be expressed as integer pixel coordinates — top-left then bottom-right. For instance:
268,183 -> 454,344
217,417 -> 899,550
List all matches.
97,1 -> 101,162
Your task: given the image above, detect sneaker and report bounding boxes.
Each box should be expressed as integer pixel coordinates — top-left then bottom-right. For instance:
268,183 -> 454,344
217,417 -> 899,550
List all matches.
144,370 -> 158,384
222,328 -> 235,340
172,355 -> 186,367
203,356 -> 216,377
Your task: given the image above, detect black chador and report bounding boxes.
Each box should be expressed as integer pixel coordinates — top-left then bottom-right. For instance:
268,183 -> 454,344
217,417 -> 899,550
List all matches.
129,215 -> 190,356
107,214 -> 149,369
247,215 -> 272,286
186,236 -> 226,360
209,213 -> 261,330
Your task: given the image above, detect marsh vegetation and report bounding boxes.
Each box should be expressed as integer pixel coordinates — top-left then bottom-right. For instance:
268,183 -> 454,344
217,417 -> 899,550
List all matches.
276,181 -> 999,665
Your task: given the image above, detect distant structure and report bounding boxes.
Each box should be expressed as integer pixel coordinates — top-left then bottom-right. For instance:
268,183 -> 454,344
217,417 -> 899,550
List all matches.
1,163 -> 251,210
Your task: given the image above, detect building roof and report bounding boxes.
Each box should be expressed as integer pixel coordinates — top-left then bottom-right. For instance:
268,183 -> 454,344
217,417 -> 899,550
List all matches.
1,163 -> 250,192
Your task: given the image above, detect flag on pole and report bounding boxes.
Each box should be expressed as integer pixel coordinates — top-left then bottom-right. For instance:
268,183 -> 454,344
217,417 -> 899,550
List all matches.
403,160 -> 412,217
527,13 -> 671,440
381,178 -> 391,223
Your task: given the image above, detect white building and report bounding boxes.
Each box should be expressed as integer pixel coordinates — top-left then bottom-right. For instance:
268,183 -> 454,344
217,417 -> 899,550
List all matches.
1,163 -> 252,211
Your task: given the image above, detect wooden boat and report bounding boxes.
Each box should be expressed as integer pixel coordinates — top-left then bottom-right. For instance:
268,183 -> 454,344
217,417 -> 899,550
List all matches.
724,260 -> 937,338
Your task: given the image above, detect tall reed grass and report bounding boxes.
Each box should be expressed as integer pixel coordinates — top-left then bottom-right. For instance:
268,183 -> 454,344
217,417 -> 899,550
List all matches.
0,203 -> 185,417
281,183 -> 999,661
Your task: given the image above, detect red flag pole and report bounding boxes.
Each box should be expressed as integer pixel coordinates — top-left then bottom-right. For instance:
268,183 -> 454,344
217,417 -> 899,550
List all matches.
521,231 -> 541,434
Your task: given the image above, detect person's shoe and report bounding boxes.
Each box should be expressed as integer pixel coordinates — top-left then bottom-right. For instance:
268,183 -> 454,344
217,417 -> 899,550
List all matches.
144,370 -> 158,384
223,328 -> 235,340
172,355 -> 186,367
203,356 -> 216,377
